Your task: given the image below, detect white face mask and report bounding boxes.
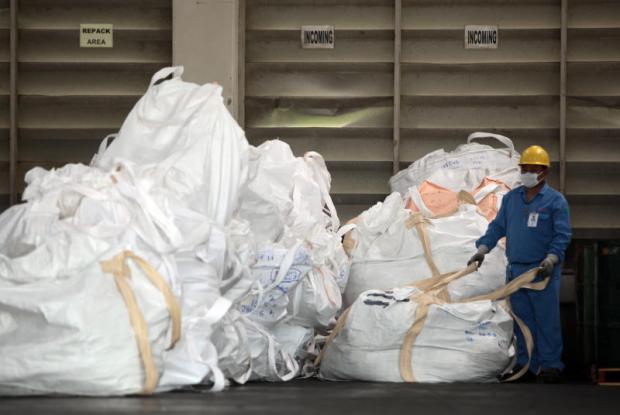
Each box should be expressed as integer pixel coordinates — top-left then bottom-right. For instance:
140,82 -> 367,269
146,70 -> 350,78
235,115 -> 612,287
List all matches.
520,172 -> 540,188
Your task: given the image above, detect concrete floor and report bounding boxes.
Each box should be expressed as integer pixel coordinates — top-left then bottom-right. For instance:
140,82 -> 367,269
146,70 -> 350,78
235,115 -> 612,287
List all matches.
1,380 -> 619,415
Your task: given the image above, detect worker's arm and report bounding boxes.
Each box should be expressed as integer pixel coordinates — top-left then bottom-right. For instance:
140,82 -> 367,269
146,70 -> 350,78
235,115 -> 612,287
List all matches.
475,192 -> 509,252
469,193 -> 509,267
547,195 -> 572,264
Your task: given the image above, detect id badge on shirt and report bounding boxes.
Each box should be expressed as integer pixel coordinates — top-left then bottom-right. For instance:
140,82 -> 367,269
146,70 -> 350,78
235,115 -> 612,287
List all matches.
527,212 -> 539,228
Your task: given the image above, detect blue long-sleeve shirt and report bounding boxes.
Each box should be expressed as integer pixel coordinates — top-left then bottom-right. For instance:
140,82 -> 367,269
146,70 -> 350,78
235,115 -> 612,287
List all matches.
476,183 -> 572,264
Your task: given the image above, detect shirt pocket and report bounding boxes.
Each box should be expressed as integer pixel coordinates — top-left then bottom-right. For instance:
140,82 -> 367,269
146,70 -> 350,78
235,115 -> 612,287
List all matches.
538,213 -> 551,221
537,212 -> 553,231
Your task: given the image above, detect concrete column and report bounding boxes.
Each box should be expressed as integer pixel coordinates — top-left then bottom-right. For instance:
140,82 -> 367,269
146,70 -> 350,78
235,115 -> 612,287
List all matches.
172,0 -> 241,119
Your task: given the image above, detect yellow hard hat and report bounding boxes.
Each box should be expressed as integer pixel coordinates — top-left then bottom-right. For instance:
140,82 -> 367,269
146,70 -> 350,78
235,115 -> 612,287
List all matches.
520,145 -> 550,167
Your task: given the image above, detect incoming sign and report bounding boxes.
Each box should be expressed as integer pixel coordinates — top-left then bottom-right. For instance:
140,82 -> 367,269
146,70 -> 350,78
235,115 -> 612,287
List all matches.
465,25 -> 498,49
301,25 -> 335,49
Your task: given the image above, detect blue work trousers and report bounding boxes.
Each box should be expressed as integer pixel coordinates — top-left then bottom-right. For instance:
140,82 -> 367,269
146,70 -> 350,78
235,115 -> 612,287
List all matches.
507,262 -> 564,374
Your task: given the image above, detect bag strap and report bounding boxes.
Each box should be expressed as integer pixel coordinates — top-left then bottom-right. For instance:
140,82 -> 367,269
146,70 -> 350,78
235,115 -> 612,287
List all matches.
304,152 -> 340,231
501,301 -> 535,382
473,183 -> 501,204
90,134 -> 117,166
100,250 -> 182,395
407,186 -> 435,218
314,306 -> 352,366
463,268 -> 548,303
245,318 -> 300,382
240,241 -> 304,315
340,218 -> 360,256
337,223 -> 357,238
406,263 -> 478,292
405,214 -> 441,278
467,132 -> 515,155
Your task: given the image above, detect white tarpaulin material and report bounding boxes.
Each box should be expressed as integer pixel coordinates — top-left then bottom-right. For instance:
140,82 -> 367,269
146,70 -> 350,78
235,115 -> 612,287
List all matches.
0,67 -> 349,395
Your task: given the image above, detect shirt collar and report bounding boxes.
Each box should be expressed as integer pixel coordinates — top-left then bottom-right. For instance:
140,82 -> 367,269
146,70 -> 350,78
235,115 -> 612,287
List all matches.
519,182 -> 549,198
538,182 -> 549,196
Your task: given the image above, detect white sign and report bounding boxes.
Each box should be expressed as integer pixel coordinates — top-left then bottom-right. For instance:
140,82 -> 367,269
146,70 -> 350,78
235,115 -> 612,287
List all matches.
465,25 -> 498,49
80,24 -> 113,48
301,25 -> 334,49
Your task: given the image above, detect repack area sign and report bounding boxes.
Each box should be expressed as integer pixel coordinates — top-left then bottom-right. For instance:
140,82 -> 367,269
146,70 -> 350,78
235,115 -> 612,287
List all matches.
80,24 -> 113,48
464,25 -> 498,49
301,25 -> 334,49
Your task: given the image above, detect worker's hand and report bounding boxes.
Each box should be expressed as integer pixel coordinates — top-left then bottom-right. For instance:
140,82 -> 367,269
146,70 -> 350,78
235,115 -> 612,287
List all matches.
468,245 -> 489,268
539,254 -> 559,278
468,252 -> 485,268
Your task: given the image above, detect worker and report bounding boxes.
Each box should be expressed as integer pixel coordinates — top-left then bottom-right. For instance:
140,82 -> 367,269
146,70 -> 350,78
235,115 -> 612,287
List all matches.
468,145 -> 572,383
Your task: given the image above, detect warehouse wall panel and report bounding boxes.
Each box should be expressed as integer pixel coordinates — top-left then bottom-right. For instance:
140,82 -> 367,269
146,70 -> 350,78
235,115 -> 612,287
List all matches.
7,0 -> 171,202
567,0 -> 620,235
2,0 -> 618,237
0,0 -> 9,209
400,0 -> 565,235
401,0 -> 561,160
245,0 -> 395,217
245,0 -> 620,235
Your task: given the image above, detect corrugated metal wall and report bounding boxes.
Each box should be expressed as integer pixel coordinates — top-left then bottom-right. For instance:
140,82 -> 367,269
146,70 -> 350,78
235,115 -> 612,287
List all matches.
1,0 -> 171,210
1,1 -> 617,237
567,0 -> 620,237
244,0 -> 395,221
244,0 -> 619,237
0,1 -> 9,208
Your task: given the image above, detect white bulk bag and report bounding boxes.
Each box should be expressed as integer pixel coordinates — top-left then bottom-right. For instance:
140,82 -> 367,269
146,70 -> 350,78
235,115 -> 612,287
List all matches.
390,132 -> 521,195
244,318 -> 300,382
319,267 -> 544,383
236,141 -> 298,243
343,194 -> 506,305
286,268 -> 342,329
0,238 -> 180,395
90,67 -> 254,391
94,66 -> 249,225
236,140 -> 348,330
320,289 -> 514,383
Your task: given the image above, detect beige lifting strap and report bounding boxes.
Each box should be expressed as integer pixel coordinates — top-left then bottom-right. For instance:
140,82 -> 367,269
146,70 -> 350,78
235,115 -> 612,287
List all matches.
399,264 -> 479,382
502,303 -> 535,382
100,250 -> 182,395
403,198 -> 484,280
405,213 -> 441,278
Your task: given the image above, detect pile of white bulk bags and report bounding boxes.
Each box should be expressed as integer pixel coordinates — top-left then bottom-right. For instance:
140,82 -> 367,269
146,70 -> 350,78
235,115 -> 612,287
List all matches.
0,67 -> 349,395
232,140 -> 349,382
342,133 -> 521,309
324,132 -> 527,383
